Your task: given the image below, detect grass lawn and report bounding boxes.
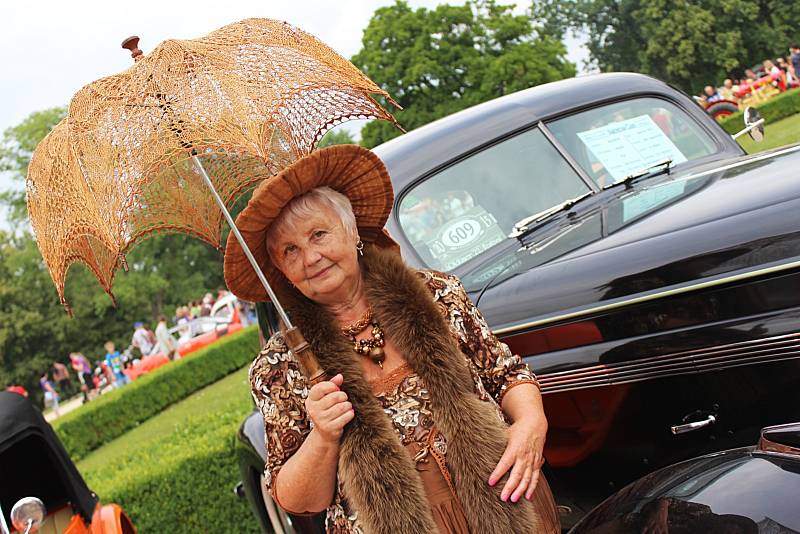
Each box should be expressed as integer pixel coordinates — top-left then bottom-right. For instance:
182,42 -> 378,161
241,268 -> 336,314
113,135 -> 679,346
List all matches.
736,112 -> 800,154
77,366 -> 261,533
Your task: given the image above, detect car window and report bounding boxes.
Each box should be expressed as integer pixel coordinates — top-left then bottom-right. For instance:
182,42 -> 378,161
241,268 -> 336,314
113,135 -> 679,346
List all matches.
397,128 -> 592,271
547,97 -> 717,188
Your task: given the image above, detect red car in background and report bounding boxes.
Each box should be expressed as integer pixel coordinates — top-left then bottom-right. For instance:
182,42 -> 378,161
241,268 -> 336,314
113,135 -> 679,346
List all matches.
124,295 -> 244,380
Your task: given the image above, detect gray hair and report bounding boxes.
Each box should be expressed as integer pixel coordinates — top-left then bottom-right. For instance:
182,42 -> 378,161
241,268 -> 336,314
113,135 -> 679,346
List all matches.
266,186 -> 358,257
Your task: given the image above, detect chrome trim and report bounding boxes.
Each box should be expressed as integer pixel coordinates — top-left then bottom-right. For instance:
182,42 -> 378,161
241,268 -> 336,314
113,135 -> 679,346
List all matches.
671,415 -> 716,435
537,332 -> 800,394
758,423 -> 800,456
676,143 -> 800,184
495,257 -> 800,335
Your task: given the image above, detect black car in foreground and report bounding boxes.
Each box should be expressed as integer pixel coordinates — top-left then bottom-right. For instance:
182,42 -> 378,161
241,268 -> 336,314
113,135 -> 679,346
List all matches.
236,72 -> 800,532
571,423 -> 800,533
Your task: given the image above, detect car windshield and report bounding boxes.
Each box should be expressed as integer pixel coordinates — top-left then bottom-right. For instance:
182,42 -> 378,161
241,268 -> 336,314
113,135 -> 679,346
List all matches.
397,128 -> 592,271
546,97 -> 718,188
459,173 -> 712,292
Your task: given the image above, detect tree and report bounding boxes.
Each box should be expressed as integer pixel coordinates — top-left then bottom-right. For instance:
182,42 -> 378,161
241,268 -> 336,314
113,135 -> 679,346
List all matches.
318,128 -> 356,148
353,0 -> 576,148
536,0 -> 800,94
0,109 -> 227,404
0,107 -> 66,227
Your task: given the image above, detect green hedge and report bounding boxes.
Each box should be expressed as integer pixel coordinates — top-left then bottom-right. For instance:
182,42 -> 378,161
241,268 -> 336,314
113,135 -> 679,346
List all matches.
79,368 -> 260,533
719,88 -> 800,135
54,326 -> 259,460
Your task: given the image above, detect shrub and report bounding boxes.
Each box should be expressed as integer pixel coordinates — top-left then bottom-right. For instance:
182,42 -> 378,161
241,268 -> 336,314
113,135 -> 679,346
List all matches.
719,88 -> 800,135
54,326 -> 259,460
80,369 -> 260,533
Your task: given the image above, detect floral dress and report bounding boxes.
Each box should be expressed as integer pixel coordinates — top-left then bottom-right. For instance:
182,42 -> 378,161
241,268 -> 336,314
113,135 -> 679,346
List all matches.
249,271 -> 539,533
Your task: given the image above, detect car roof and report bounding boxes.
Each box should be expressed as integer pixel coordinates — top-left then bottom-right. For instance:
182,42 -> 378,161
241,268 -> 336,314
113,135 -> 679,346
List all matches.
373,72 -> 718,192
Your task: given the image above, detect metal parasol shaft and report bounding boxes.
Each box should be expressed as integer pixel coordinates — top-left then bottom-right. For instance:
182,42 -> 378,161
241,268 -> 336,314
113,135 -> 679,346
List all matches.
191,155 -> 292,327
190,155 -> 327,384
118,36 -> 327,383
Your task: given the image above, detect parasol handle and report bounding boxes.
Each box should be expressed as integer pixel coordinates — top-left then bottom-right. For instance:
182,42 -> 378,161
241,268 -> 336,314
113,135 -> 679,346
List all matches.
284,327 -> 328,385
189,155 -> 327,383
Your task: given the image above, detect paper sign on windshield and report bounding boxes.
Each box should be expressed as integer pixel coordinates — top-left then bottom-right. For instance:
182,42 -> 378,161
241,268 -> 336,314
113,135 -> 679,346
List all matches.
577,115 -> 688,183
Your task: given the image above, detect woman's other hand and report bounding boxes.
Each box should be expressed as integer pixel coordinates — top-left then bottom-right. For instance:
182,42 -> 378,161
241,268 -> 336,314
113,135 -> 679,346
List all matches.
305,373 -> 355,443
488,416 -> 548,503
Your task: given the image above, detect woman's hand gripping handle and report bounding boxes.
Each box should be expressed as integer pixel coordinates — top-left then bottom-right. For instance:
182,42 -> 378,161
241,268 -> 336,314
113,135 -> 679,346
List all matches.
306,374 -> 355,443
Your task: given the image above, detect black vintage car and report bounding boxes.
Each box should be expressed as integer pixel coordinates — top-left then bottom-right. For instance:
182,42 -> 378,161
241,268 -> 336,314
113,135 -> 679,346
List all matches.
235,72 -> 800,532
0,391 -> 136,534
571,423 -> 800,533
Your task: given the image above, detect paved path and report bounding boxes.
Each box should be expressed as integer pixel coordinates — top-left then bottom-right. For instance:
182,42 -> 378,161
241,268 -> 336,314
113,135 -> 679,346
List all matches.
44,386 -> 114,422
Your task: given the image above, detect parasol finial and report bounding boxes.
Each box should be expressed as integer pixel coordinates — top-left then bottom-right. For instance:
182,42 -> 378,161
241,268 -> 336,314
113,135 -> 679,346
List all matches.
121,36 -> 143,62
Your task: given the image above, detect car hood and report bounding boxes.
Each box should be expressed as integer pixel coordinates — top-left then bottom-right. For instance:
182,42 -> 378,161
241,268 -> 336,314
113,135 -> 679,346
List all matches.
474,146 -> 800,330
570,447 -> 800,534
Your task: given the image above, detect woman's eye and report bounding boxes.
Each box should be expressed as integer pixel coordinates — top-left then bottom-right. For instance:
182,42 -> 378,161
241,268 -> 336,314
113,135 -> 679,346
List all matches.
283,245 -> 297,256
313,230 -> 328,239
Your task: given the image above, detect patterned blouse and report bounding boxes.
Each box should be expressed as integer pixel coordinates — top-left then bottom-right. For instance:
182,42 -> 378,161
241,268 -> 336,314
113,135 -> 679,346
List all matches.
249,270 -> 539,533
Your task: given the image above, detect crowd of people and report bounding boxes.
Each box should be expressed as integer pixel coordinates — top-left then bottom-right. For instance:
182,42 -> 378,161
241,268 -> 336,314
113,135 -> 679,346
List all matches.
5,288 -> 254,416
701,45 -> 800,104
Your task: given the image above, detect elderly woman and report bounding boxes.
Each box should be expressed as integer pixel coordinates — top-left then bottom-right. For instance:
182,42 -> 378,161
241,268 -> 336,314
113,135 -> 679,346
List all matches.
224,145 -> 559,533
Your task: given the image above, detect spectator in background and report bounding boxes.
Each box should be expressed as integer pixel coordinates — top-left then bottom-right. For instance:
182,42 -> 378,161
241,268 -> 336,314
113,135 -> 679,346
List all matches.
52,360 -> 74,397
176,306 -> 192,343
782,57 -> 797,85
131,321 -> 155,357
790,44 -> 800,82
190,300 -> 201,319
764,59 -> 782,77
40,372 -> 59,416
155,315 -> 180,360
200,293 -> 214,316
703,85 -> 722,103
718,79 -> 736,100
104,341 -> 130,387
744,68 -> 758,82
70,352 -> 95,403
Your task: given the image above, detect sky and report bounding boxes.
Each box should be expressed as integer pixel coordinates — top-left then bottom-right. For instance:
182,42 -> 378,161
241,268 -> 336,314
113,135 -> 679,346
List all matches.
0,0 -> 588,217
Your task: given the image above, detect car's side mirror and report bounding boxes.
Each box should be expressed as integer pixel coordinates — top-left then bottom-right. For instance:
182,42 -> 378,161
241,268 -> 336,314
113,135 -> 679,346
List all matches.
10,497 -> 45,534
732,106 -> 766,142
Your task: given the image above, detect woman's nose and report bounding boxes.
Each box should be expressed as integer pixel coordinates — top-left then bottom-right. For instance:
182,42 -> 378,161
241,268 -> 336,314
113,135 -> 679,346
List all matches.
302,247 -> 322,266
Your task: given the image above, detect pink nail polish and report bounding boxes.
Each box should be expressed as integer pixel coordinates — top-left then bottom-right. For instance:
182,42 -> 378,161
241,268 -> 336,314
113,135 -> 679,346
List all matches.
512,495 -> 519,503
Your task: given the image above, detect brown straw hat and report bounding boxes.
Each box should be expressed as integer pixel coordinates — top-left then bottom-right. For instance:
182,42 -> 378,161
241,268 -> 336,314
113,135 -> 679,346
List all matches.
223,144 -> 397,302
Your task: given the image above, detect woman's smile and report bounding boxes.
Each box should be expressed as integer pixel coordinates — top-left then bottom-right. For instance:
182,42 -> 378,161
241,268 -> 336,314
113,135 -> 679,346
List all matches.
309,264 -> 334,280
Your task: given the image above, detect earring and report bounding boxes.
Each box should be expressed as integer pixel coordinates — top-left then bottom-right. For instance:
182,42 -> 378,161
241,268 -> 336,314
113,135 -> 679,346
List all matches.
356,240 -> 364,256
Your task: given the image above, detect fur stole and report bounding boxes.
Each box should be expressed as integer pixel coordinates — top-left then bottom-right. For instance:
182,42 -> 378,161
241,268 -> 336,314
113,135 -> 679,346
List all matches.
280,245 -> 543,533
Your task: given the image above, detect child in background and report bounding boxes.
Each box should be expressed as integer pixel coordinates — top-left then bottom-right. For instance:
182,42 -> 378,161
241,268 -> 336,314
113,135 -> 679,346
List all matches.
104,341 -> 131,387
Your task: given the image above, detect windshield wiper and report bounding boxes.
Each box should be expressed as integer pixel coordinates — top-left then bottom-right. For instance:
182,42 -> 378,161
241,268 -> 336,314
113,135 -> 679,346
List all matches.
604,159 -> 673,190
508,191 -> 594,240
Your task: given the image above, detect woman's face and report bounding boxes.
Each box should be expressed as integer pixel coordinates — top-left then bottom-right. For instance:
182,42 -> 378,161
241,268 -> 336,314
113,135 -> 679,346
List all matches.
271,205 -> 360,304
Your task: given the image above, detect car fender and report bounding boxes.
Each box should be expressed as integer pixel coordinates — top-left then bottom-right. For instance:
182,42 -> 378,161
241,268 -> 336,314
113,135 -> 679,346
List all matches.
90,503 -> 136,534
